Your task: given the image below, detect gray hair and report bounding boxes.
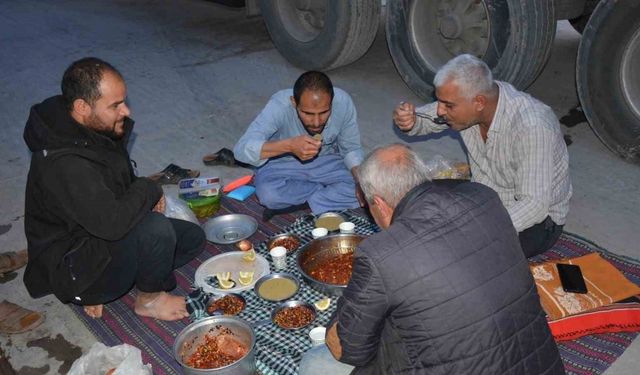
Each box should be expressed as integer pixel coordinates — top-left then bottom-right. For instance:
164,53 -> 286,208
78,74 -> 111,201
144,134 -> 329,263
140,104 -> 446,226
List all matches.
357,144 -> 430,208
433,54 -> 494,99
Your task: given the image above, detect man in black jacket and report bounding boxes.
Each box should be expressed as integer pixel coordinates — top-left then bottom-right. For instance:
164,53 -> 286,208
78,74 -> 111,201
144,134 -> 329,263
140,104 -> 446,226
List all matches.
301,144 -> 564,374
23,57 -> 205,321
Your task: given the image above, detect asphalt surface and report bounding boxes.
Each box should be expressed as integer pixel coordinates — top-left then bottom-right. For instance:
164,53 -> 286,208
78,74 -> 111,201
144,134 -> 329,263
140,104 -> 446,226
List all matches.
0,1 -> 639,373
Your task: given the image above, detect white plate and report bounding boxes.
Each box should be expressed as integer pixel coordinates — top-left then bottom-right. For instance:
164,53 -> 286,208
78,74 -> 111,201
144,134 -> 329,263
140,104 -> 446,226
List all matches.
195,251 -> 270,294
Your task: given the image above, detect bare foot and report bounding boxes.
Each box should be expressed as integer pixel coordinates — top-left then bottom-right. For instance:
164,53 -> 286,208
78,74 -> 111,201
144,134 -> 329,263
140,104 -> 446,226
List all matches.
83,304 -> 103,318
134,292 -> 189,321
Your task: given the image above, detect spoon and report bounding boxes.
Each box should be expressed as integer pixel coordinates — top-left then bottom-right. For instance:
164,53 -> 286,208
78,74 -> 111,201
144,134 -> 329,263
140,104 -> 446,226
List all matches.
415,112 -> 448,125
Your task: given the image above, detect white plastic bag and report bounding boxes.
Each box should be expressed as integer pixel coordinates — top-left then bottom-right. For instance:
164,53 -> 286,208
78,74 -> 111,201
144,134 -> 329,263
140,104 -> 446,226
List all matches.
164,193 -> 199,224
68,342 -> 152,375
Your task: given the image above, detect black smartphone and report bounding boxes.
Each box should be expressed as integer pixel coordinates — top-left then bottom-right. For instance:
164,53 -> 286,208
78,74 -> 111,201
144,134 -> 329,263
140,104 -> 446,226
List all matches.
557,263 -> 588,294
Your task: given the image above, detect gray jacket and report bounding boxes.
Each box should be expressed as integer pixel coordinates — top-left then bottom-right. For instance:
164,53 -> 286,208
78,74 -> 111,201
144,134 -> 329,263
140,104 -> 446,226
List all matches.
333,180 -> 564,374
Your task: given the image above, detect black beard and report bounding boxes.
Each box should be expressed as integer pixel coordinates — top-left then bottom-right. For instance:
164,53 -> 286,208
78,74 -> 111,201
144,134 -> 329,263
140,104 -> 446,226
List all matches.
296,111 -> 326,136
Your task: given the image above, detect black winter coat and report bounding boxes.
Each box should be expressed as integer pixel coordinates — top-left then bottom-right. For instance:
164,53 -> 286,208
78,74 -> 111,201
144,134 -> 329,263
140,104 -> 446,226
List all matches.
23,96 -> 162,303
334,181 -> 564,374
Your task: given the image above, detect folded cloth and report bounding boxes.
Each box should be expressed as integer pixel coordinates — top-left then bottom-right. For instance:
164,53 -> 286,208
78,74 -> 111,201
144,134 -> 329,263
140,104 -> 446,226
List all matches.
223,175 -> 254,194
548,296 -> 640,341
530,253 -> 640,320
226,186 -> 255,201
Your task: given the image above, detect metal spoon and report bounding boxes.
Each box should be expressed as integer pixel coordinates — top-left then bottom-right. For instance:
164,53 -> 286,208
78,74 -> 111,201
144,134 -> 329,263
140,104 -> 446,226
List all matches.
415,112 -> 448,125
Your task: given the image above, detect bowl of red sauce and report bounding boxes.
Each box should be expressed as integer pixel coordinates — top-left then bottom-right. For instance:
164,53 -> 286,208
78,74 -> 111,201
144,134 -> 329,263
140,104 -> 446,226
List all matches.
296,234 -> 364,296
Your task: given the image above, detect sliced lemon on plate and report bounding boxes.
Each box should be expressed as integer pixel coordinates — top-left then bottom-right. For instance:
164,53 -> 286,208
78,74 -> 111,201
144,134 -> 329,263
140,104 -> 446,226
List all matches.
238,271 -> 255,286
216,272 -> 231,281
314,298 -> 331,311
218,278 -> 235,289
242,249 -> 256,262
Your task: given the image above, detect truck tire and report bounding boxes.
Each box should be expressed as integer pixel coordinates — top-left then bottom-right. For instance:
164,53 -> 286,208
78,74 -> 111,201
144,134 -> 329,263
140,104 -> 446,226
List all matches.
569,0 -> 599,34
259,0 -> 380,70
386,0 -> 556,99
577,0 -> 640,164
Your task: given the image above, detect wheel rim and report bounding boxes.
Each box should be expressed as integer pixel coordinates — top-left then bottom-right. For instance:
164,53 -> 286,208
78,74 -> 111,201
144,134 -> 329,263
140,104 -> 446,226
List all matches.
409,0 -> 490,73
620,27 -> 640,120
275,0 -> 327,43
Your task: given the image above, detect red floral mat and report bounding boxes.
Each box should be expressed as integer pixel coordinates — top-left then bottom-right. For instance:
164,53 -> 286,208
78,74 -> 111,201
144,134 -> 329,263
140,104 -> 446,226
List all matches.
68,196 -> 640,374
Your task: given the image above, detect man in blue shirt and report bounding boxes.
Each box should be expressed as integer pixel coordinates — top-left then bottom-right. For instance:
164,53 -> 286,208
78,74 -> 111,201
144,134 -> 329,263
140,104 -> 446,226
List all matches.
233,71 -> 364,216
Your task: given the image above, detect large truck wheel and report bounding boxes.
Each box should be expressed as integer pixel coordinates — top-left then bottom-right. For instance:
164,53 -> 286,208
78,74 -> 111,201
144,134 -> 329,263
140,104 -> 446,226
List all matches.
577,0 -> 640,164
569,0 -> 599,34
386,0 -> 556,99
259,0 -> 380,70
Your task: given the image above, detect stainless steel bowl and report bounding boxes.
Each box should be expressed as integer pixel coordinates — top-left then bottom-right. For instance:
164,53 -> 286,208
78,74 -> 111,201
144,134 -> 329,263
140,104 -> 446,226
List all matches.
297,234 -> 364,296
203,214 -> 258,244
267,233 -> 301,254
271,300 -> 317,330
173,316 -> 256,375
206,293 -> 247,316
253,272 -> 300,302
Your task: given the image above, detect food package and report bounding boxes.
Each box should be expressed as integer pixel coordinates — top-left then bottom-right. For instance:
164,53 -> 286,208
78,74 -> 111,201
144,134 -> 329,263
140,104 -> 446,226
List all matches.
424,155 -> 470,180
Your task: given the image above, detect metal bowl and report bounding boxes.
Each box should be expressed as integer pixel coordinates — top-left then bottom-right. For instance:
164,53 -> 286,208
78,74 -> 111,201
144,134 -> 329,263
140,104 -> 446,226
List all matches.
314,212 -> 346,232
203,214 -> 258,244
173,316 -> 256,374
267,233 -> 302,254
297,234 -> 364,296
206,293 -> 247,316
253,272 -> 300,302
271,300 -> 317,330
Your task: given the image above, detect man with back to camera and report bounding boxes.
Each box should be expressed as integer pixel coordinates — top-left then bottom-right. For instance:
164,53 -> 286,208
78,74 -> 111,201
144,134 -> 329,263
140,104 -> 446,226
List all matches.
393,54 -> 572,258
299,144 -> 565,375
23,57 -> 205,321
233,71 -> 364,218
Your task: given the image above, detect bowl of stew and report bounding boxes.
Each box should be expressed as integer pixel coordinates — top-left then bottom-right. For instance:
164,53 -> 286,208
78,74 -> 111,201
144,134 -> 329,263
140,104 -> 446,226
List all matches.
296,234 -> 364,296
271,300 -> 316,330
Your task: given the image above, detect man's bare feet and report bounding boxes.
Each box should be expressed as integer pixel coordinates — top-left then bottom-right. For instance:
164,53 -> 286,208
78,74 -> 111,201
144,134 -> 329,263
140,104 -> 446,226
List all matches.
134,291 -> 189,321
83,304 -> 103,318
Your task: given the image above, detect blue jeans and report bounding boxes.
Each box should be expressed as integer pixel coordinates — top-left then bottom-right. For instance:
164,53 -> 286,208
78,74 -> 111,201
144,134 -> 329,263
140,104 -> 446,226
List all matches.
255,154 -> 359,214
299,344 -> 354,375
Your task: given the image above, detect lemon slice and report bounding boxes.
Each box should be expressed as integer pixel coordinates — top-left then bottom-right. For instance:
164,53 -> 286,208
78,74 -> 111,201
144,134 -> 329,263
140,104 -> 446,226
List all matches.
314,298 -> 331,311
216,272 -> 231,282
238,271 -> 254,286
242,249 -> 256,262
218,278 -> 235,289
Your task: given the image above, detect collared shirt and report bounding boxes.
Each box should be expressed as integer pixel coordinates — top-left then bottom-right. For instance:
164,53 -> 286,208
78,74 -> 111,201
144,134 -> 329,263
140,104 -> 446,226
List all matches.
233,88 -> 364,170
408,81 -> 572,231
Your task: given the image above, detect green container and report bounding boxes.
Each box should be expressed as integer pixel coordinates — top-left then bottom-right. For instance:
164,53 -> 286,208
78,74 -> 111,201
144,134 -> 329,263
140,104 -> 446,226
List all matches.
184,194 -> 221,218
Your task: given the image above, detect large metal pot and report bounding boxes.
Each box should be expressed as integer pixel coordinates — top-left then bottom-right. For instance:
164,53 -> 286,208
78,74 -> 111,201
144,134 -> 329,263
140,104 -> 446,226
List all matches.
296,234 -> 364,296
173,316 -> 256,375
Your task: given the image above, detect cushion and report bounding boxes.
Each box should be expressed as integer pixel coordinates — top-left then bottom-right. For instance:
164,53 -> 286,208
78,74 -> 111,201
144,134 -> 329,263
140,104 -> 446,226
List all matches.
530,253 -> 640,321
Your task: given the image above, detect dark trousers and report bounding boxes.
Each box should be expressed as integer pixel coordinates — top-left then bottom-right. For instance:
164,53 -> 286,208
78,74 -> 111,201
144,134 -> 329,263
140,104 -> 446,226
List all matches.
75,212 -> 205,305
519,216 -> 563,258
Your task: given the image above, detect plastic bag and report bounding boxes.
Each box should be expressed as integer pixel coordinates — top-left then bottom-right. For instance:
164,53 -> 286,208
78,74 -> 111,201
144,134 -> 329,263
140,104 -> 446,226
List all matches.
68,342 -> 152,375
164,193 -> 200,224
424,155 -> 471,180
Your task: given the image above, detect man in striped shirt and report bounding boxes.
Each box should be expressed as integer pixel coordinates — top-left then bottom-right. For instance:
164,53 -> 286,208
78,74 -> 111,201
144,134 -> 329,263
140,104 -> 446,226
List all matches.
393,54 -> 572,258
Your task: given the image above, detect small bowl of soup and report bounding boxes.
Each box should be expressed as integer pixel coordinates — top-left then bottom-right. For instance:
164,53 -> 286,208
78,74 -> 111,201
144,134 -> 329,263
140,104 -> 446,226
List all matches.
253,273 -> 300,302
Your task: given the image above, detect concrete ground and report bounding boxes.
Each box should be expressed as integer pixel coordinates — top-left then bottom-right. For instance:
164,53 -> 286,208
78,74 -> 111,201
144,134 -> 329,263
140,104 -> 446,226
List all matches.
0,0 -> 639,373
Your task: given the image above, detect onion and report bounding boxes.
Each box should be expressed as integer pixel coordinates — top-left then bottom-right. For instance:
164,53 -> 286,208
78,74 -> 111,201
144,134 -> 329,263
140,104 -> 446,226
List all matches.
236,240 -> 253,251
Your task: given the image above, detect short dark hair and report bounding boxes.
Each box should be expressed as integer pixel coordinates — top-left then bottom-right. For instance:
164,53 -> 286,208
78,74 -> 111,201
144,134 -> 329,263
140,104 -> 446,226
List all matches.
61,57 -> 123,111
293,71 -> 334,104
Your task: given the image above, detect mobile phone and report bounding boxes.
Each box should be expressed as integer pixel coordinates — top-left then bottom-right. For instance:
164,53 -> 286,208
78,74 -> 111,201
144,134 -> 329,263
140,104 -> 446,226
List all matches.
557,263 -> 588,294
